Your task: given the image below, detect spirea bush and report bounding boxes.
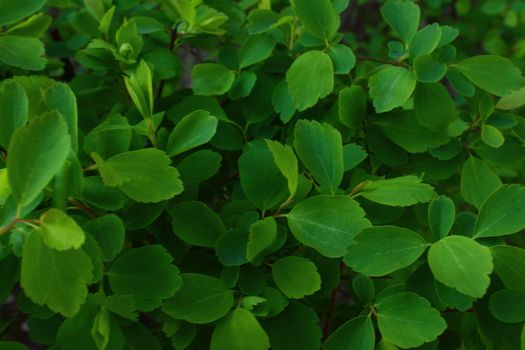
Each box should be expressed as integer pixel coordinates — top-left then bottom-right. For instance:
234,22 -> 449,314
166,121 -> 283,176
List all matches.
1,0 -> 525,349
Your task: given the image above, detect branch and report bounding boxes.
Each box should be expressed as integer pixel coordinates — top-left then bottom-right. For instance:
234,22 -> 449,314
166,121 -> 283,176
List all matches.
356,56 -> 409,68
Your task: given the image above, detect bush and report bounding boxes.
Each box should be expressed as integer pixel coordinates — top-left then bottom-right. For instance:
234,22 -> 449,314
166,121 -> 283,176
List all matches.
1,0 -> 525,349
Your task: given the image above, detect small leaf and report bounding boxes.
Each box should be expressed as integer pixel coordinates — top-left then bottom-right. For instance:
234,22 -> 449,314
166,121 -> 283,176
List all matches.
192,63 -> 235,96
293,120 -> 344,194
428,196 -> 455,241
409,24 -> 441,59
265,140 -> 298,197
8,111 -> 70,207
21,230 -> 93,317
92,148 -> 183,203
0,35 -> 46,70
0,80 -> 28,149
460,156 -> 502,210
170,201 -> 225,247
380,0 -> 420,44
338,85 -> 367,129
124,60 -> 153,120
286,50 -> 334,111
272,256 -> 321,299
239,34 -> 276,69
39,208 -> 85,251
428,235 -> 493,298
489,289 -> 525,323
375,292 -> 446,348
167,110 -> 218,156
360,175 -> 437,207
344,226 -> 428,276
287,195 -> 371,258
481,124 -> 505,148
327,44 -> 356,74
369,66 -> 417,113
455,55 -> 523,97
291,0 -> 339,41
107,245 -> 182,311
84,214 -> 125,262
210,308 -> 270,350
91,307 -> 110,350
323,316 -> 375,350
163,273 -> 234,324
247,217 -> 278,263
496,86 -> 525,110
474,185 -> 525,238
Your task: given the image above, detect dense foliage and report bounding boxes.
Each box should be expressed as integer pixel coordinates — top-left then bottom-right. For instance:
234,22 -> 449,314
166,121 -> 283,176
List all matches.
1,0 -> 525,349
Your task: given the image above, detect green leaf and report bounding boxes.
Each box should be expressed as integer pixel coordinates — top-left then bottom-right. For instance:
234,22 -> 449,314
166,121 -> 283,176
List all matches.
177,149 -> 222,186
167,110 -> 218,156
369,66 -> 417,113
414,54 -> 447,83
343,143 -> 367,171
170,201 -> 226,247
291,0 -> 339,41
491,245 -> 525,289
344,226 -> 428,276
247,217 -> 278,263
107,245 -> 182,311
272,256 -> 321,299
7,111 -> 70,208
360,176 -> 437,207
428,235 -> 493,298
489,289 -> 525,323
375,292 -> 446,348
380,0 -> 420,44
496,86 -> 525,110
428,196 -> 455,241
0,80 -> 28,149
460,156 -> 502,210
45,82 -> 78,153
272,80 -> 296,123
261,302 -> 321,350
91,307 -> 110,350
413,82 -> 458,131
286,50 -> 334,111
192,63 -> 235,96
163,273 -> 234,324
124,60 -> 153,120
210,308 -> 270,350
92,148 -> 183,203
265,140 -> 299,197
172,0 -> 195,25
287,195 -> 371,258
21,230 -> 93,317
0,342 -> 27,350
474,185 -> 525,238
0,0 -> 45,25
84,214 -> 125,262
327,44 -> 356,74
454,55 -> 523,97
39,208 -> 85,251
338,85 -> 366,129
481,124 -> 505,148
323,316 -> 375,350
239,141 -> 289,210
409,24 -> 442,59
293,120 -> 344,194
0,35 -> 45,70
239,34 -> 276,69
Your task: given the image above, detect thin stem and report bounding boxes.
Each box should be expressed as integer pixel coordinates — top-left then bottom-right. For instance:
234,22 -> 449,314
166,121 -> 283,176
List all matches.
68,199 -> 98,219
0,218 -> 40,235
356,56 -> 409,68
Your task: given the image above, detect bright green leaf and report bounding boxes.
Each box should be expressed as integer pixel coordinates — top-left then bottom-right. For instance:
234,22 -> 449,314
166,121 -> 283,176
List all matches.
369,66 -> 417,113
380,0 -> 420,44
360,175 -> 437,207
272,256 -> 321,299
265,140 -> 299,197
291,0 -> 339,41
39,208 -> 85,251
167,110 -> 218,156
428,196 -> 455,241
210,308 -> 270,350
460,156 -> 502,210
192,63 -> 235,96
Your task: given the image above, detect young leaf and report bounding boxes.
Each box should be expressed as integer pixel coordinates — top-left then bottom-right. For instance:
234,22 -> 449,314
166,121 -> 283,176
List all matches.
247,217 -> 278,263
167,110 -> 218,157
265,140 -> 299,197
375,292 -> 446,348
489,289 -> 525,323
286,50 -> 334,111
0,80 -> 28,149
287,195 -> 371,258
428,196 -> 455,241
409,24 -> 442,59
369,66 -> 417,113
481,124 -> 504,148
344,226 -> 428,276
192,63 -> 235,96
380,0 -> 420,44
291,0 -> 339,41
39,208 -> 85,251
360,175 -> 437,207
323,316 -> 375,350
7,111 -> 70,208
21,230 -> 93,317
491,245 -> 525,289
92,148 -> 183,203
327,44 -> 356,74
107,245 -> 182,311
474,185 -> 525,238
460,156 -> 502,209
124,60 -> 153,120
293,119 -> 344,194
428,235 -> 493,298
0,35 -> 46,70
271,256 -> 321,299
210,308 -> 270,350
170,201 -> 226,247
454,55 -> 523,96
239,34 -> 276,69
163,273 -> 234,324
